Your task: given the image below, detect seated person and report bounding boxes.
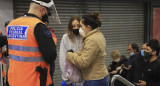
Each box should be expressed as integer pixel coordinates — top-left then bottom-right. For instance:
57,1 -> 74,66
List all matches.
108,50 -> 127,86
127,39 -> 160,86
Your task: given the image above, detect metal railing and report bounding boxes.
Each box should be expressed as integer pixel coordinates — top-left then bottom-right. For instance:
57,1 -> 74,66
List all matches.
0,62 -> 3,86
111,75 -> 135,86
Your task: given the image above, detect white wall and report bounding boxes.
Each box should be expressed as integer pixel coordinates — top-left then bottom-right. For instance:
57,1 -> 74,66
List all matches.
0,0 -> 13,34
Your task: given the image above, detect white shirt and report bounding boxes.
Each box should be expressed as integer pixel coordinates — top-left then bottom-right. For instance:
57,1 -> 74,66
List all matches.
59,33 -> 82,80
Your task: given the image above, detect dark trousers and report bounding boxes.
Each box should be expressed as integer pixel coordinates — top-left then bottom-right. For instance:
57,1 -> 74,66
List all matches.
49,62 -> 55,86
84,76 -> 108,86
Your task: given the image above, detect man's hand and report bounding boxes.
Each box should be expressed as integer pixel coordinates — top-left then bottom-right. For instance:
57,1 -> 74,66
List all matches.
110,70 -> 117,74
136,80 -> 146,86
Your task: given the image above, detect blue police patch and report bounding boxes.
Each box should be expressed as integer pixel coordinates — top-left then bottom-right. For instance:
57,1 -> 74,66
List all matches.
44,29 -> 52,37
7,26 -> 28,40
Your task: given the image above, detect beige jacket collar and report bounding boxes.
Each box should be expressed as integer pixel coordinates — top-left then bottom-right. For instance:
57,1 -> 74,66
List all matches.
83,28 -> 100,40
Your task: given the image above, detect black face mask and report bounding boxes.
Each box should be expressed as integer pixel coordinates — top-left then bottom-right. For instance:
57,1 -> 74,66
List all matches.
42,14 -> 49,23
73,29 -> 79,36
144,51 -> 153,60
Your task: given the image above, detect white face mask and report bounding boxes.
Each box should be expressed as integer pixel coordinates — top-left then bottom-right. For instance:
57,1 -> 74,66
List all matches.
130,51 -> 134,56
114,59 -> 120,63
79,27 -> 85,36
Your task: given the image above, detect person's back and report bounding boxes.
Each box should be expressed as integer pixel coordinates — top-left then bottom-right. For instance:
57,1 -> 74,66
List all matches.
81,28 -> 107,80
6,0 -> 57,86
7,14 -> 52,86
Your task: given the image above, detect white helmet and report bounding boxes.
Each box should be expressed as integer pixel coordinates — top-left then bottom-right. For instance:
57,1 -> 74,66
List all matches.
32,0 -> 54,8
32,0 -> 61,24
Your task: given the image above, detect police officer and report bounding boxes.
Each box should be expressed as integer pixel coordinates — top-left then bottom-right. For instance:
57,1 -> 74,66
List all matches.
43,15 -> 57,86
6,0 -> 57,86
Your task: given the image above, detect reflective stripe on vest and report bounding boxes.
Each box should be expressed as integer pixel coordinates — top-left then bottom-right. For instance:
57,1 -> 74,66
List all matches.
8,45 -> 40,52
6,17 -> 52,86
9,54 -> 43,62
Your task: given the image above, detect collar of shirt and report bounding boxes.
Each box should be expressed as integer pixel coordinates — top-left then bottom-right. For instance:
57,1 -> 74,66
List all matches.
24,13 -> 41,20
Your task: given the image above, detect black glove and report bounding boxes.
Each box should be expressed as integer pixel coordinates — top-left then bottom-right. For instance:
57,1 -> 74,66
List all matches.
67,49 -> 74,53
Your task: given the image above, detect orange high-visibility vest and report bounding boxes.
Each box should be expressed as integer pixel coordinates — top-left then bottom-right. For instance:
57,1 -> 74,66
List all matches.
6,17 -> 52,86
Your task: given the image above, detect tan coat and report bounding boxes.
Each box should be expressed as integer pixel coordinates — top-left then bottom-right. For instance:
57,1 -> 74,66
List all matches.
67,28 -> 108,80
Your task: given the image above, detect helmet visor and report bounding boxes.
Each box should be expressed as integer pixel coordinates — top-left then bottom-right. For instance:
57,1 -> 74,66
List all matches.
47,4 -> 61,24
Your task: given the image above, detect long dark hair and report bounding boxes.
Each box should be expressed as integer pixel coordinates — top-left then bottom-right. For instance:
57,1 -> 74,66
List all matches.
67,16 -> 81,42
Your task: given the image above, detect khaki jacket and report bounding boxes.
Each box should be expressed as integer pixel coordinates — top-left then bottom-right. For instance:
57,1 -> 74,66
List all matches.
67,28 -> 108,80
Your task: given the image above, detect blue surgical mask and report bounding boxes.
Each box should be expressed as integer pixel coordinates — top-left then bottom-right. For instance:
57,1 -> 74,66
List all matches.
141,50 -> 144,56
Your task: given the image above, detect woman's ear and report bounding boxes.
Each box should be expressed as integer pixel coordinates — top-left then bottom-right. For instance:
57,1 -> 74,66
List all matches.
87,25 -> 92,31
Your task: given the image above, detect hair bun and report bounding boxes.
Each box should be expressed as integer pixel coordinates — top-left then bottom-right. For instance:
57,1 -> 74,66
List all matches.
92,11 -> 99,17
91,11 -> 101,27
92,11 -> 101,21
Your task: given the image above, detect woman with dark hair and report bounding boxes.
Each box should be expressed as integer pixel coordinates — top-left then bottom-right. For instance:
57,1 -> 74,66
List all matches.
66,11 -> 109,86
59,16 -> 82,86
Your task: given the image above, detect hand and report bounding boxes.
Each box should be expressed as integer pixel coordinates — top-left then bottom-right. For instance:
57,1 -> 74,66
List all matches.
110,70 -> 117,74
116,66 -> 121,71
123,65 -> 131,70
67,49 -> 74,53
136,80 -> 146,86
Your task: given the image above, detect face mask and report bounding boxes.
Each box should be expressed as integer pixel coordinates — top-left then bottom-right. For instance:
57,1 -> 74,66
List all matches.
141,50 -> 144,56
144,51 -> 153,60
114,59 -> 120,63
79,27 -> 85,36
73,29 -> 79,36
129,51 -> 134,56
42,14 -> 49,23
